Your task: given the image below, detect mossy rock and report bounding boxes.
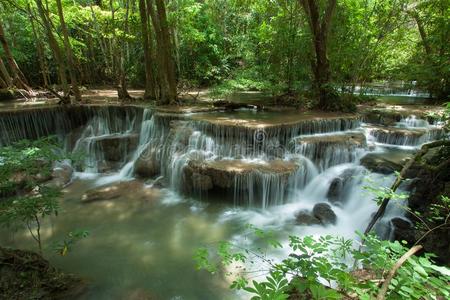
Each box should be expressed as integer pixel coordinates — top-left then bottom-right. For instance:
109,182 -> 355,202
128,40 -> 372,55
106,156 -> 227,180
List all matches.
0,247 -> 86,299
0,89 -> 16,101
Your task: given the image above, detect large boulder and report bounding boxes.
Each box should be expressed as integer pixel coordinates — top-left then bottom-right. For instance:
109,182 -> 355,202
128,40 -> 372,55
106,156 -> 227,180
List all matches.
182,159 -> 300,192
360,153 -> 405,174
312,203 -> 337,225
95,134 -> 139,162
134,146 -> 160,178
294,132 -> 366,166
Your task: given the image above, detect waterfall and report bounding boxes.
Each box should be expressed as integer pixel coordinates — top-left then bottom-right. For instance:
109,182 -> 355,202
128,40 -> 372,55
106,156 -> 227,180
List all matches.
1,106 -> 444,210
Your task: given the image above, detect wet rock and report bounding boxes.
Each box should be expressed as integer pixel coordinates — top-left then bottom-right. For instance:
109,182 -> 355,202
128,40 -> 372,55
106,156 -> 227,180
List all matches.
81,180 -> 159,203
0,88 -> 24,101
366,125 -> 442,146
183,159 -> 300,192
46,163 -> 74,188
396,141 -> 450,264
327,168 -> 357,204
362,109 -> 402,126
312,203 -> 337,225
96,134 -> 139,162
295,210 -> 321,225
169,120 -> 194,147
360,153 -> 403,174
296,132 -> 366,153
134,147 -> 160,178
390,217 -> 414,239
191,173 -> 213,191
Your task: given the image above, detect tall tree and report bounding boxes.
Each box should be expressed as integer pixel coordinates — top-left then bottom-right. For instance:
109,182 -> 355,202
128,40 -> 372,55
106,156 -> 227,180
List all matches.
35,0 -> 70,101
56,0 -> 82,102
298,0 -> 337,110
0,19 -> 30,91
138,0 -> 157,99
147,0 -> 177,104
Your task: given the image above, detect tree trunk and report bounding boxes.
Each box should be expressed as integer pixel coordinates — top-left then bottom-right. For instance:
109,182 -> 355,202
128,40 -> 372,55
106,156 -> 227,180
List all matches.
35,0 -> 70,101
412,11 -> 431,56
0,20 -> 31,91
147,0 -> 177,105
28,4 -> 49,87
0,56 -> 13,88
56,0 -> 82,102
155,0 -> 177,102
299,0 -> 337,110
139,0 -> 156,99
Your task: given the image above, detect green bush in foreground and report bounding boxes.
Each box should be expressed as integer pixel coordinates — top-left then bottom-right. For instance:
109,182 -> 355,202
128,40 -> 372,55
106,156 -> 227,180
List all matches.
194,225 -> 450,300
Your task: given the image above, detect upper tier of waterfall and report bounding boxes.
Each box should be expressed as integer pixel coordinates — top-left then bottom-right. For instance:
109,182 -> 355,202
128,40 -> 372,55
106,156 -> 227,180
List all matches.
0,104 -> 445,210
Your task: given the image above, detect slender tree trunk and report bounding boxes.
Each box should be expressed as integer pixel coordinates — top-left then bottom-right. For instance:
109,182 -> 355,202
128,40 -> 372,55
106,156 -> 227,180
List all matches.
0,19 -> 31,91
139,0 -> 156,99
56,0 -> 82,102
111,0 -> 131,100
412,11 -> 431,56
0,56 -> 13,87
299,0 -> 337,110
28,4 -> 49,87
35,0 -> 70,101
0,73 -> 7,88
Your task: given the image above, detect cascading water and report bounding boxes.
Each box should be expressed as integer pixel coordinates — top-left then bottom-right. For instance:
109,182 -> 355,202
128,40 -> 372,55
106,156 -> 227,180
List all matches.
1,105 -> 445,299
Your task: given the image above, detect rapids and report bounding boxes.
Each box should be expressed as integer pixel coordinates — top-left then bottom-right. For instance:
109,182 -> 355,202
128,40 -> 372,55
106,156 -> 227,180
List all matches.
0,105 -> 445,299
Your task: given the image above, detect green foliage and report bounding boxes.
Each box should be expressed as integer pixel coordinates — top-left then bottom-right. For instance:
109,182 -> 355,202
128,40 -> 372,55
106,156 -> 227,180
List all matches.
0,138 -> 71,254
53,230 -> 89,256
1,0 -> 448,103
195,226 -> 450,299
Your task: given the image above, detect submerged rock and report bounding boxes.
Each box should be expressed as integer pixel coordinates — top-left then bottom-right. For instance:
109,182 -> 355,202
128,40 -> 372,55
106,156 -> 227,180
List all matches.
312,203 -> 337,225
81,180 -> 160,203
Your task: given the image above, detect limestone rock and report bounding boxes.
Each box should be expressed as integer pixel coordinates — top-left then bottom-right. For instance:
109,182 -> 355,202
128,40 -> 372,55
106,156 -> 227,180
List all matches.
183,159 -> 300,192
